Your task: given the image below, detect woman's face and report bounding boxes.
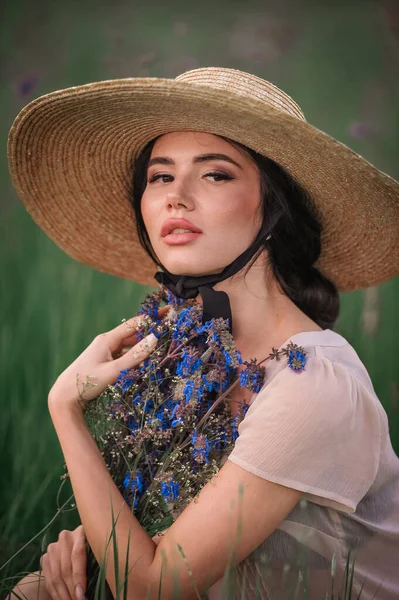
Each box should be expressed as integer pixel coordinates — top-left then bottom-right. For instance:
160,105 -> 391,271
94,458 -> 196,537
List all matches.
140,131 -> 262,276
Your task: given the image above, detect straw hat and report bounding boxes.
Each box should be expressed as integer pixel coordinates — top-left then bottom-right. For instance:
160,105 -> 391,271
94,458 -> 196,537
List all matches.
7,67 -> 399,291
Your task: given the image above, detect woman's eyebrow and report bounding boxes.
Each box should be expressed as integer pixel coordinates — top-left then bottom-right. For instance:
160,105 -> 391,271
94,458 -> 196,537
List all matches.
148,153 -> 243,169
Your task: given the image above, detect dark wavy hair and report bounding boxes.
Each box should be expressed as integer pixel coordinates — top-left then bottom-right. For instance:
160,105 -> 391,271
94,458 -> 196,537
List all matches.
130,135 -> 340,330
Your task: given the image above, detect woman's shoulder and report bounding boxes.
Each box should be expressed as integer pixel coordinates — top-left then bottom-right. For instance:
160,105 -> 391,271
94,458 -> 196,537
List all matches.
230,329 -> 386,515
243,327 -> 386,437
258,328 -> 375,399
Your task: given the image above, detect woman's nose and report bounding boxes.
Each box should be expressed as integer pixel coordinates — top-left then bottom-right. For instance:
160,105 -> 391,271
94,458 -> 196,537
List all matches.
165,191 -> 194,211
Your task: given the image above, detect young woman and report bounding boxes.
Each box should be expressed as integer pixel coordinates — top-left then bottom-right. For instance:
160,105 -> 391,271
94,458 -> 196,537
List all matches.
8,68 -> 399,600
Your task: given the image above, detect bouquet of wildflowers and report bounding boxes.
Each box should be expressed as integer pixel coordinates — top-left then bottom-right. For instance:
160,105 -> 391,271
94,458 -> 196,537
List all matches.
84,287 -> 267,535
81,286 -> 306,596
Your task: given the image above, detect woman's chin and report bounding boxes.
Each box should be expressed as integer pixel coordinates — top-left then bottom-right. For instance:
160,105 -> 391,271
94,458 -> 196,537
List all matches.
162,261 -> 224,278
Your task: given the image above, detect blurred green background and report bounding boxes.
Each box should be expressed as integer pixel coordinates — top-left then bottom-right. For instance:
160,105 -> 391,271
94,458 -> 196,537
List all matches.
1,0 -> 398,594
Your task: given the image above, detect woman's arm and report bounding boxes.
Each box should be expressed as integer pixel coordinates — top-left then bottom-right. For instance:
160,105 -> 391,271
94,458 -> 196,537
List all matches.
50,400 -> 301,600
48,313 -> 302,599
49,402 -> 156,598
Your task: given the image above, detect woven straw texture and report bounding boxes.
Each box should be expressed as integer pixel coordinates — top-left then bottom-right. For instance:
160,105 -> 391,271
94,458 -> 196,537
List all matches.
7,67 -> 399,291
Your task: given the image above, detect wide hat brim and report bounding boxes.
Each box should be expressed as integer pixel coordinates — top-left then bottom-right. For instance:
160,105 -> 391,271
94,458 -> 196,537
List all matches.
7,73 -> 399,291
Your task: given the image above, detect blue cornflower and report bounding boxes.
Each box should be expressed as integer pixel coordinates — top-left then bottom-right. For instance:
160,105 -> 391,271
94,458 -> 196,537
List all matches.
153,328 -> 163,340
251,371 -> 263,393
127,416 -> 139,432
174,307 -> 196,337
191,429 -> 210,464
130,394 -> 142,411
196,383 -> 205,401
176,348 -> 201,377
165,289 -> 175,304
221,347 -> 233,367
123,471 -> 144,507
149,369 -> 163,383
212,430 -> 228,450
117,368 -> 135,393
144,322 -> 162,338
166,289 -> 184,305
160,477 -> 180,502
139,358 -> 151,375
239,369 -> 249,388
231,415 -> 240,442
137,293 -> 164,322
176,361 -> 184,377
221,377 -> 232,391
155,408 -> 169,431
239,364 -> 265,392
170,403 -> 183,427
194,322 -> 207,335
199,321 -> 220,342
183,380 -> 195,403
210,331 -> 220,344
144,399 -> 154,413
288,349 -> 307,372
191,358 -> 202,374
206,380 -> 220,392
242,403 -> 250,418
202,373 -> 219,393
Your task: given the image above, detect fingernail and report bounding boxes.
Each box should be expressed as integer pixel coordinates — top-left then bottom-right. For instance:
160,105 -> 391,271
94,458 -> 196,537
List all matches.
143,333 -> 158,349
75,584 -> 85,600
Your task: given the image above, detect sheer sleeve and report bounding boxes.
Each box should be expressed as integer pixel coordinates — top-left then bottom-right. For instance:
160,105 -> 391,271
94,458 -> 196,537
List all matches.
228,352 -> 382,513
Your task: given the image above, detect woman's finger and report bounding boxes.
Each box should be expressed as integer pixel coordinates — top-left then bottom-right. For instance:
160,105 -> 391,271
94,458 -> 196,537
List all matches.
112,333 -> 159,373
118,346 -> 133,356
58,530 -> 76,600
71,526 -> 87,598
112,306 -> 170,356
152,533 -> 163,547
103,316 -> 144,353
43,545 -> 73,600
105,305 -> 171,353
152,527 -> 169,547
111,334 -> 140,359
41,553 -> 58,600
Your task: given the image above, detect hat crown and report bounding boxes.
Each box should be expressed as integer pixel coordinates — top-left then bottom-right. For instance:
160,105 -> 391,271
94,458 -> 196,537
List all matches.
175,67 -> 306,122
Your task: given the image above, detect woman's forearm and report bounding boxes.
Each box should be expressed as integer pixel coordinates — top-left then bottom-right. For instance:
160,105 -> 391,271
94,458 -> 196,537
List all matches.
49,400 -> 156,599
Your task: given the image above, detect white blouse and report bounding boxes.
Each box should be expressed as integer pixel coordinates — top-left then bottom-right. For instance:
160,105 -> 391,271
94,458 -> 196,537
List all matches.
209,329 -> 399,599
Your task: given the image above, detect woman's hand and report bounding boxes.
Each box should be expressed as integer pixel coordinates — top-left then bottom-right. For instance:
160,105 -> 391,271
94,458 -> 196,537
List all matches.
48,308 -> 169,412
40,526 -> 87,600
152,528 -> 170,546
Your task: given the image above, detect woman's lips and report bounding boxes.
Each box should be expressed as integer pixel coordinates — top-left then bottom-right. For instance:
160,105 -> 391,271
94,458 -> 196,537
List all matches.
162,232 -> 202,245
161,218 -> 202,237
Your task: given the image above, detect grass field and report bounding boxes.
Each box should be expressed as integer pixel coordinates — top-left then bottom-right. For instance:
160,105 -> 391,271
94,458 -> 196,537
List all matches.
0,205 -> 150,594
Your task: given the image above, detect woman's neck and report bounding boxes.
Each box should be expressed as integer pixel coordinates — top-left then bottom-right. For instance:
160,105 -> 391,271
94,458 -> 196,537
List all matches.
210,253 -> 322,363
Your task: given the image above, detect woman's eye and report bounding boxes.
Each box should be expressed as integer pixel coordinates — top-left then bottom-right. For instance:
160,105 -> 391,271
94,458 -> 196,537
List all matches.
205,172 -> 233,182
147,172 -> 233,184
147,173 -> 173,184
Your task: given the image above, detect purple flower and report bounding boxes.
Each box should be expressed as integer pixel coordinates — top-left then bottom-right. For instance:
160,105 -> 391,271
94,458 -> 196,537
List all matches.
348,121 -> 376,139
18,75 -> 38,98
